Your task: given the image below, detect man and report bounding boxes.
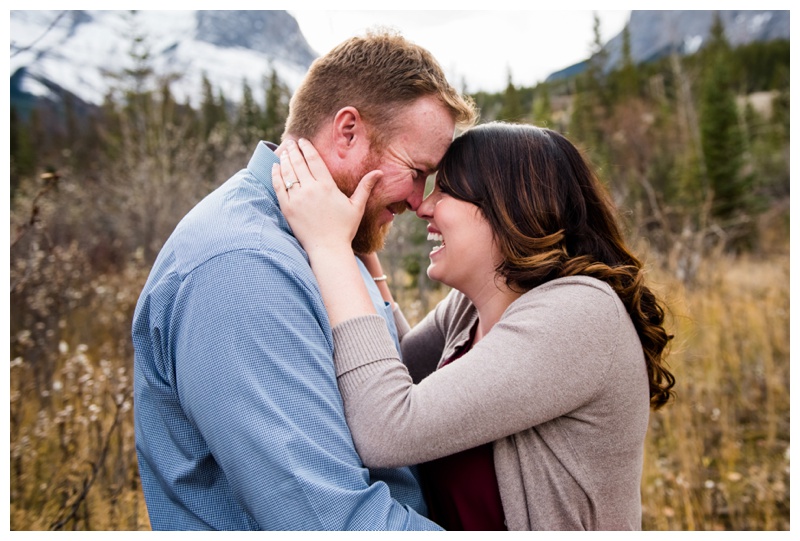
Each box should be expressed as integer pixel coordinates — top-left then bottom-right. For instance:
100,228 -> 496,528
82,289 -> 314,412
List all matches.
132,30 -> 476,530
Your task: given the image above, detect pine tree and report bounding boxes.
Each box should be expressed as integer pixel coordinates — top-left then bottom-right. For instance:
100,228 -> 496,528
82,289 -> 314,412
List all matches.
616,23 -> 639,98
10,106 -> 37,198
263,67 -> 289,143
237,78 -> 261,143
62,93 -> 80,165
587,12 -> 610,108
569,12 -> 611,167
769,63 -> 790,142
699,12 -> 749,220
531,83 -> 552,127
497,70 -> 523,122
200,73 -> 226,139
100,90 -> 123,161
96,10 -> 212,262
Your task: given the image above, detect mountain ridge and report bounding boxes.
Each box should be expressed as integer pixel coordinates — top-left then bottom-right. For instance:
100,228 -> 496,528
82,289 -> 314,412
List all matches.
10,10 -> 316,109
547,10 -> 789,82
11,10 -> 791,111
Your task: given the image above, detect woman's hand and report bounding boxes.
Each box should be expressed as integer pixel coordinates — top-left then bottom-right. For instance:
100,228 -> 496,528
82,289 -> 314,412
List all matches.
272,138 -> 381,326
272,138 -> 383,256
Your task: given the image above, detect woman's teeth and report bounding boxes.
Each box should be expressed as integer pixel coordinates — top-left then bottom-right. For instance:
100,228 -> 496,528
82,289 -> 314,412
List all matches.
427,232 -> 444,249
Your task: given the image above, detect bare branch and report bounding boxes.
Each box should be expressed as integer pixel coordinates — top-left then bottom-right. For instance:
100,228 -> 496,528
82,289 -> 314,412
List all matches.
49,391 -> 129,531
11,11 -> 68,58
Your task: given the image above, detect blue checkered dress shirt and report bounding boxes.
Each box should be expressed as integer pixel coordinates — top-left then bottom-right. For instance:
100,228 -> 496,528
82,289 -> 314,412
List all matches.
132,142 -> 439,530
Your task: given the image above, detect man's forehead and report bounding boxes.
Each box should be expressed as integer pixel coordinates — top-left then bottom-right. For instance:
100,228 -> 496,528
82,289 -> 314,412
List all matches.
424,130 -> 456,172
387,96 -> 455,168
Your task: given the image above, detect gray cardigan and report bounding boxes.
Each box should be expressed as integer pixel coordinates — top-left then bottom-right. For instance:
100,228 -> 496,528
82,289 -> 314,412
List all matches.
332,276 -> 650,530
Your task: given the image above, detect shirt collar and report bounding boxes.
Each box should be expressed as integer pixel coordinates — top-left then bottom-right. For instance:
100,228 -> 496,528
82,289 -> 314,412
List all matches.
247,141 -> 281,204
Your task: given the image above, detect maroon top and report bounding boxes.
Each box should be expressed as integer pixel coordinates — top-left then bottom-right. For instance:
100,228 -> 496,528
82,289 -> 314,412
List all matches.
419,325 -> 507,531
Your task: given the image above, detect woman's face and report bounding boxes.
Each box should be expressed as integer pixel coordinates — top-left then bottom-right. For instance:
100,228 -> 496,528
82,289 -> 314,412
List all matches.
416,177 -> 502,296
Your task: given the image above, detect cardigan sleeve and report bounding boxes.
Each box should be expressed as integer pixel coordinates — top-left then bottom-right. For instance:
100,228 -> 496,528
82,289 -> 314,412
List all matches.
331,278 -> 627,468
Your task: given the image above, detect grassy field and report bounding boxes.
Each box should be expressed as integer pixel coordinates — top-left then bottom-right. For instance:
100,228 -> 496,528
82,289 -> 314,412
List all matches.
9,244 -> 790,530
640,252 -> 790,530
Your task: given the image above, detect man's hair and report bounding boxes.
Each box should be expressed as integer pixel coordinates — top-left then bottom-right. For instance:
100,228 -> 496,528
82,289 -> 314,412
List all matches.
284,29 -> 476,145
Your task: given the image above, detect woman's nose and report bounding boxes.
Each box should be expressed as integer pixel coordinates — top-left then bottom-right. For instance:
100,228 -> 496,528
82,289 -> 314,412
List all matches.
416,192 -> 435,219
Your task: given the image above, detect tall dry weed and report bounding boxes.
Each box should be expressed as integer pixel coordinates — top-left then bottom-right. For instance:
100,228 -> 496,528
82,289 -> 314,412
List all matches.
9,218 -> 789,529
641,252 -> 790,530
10,254 -> 151,530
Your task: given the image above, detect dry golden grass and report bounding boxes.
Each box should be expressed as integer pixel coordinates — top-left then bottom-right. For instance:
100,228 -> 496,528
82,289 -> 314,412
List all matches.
10,265 -> 152,531
9,246 -> 789,530
641,252 -> 790,530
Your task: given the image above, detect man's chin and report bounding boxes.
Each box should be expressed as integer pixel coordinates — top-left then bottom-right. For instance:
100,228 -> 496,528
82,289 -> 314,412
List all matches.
352,221 -> 392,254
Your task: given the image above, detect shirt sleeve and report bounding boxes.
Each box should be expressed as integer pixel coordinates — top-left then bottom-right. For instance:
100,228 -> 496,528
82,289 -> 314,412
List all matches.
331,280 -> 622,468
175,249 -> 440,530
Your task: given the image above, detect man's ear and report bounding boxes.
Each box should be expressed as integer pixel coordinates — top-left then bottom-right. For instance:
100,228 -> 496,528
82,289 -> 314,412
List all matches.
331,106 -> 367,159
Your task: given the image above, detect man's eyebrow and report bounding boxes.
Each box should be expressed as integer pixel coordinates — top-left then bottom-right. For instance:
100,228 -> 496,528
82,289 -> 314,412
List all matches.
422,160 -> 439,173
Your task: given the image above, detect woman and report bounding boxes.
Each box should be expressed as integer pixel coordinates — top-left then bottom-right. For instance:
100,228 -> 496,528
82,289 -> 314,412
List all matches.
272,123 -> 675,530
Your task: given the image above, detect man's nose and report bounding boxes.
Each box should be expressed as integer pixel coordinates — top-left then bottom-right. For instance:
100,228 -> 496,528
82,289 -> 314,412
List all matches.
405,178 -> 425,211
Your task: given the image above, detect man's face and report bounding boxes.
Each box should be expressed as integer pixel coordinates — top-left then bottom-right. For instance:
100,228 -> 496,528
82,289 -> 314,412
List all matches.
344,96 -> 456,254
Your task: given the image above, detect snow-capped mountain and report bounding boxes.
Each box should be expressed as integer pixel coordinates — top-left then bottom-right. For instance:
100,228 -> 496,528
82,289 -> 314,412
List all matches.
10,10 -> 317,108
11,10 -> 790,110
548,10 -> 789,82
603,10 -> 789,70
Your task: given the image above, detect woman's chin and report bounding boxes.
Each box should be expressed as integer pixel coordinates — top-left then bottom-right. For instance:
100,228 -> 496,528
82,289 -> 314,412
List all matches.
425,265 -> 437,282
426,264 -> 448,287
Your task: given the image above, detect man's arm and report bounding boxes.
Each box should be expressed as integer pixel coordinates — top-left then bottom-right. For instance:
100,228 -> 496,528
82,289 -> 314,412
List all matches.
174,249 -> 440,530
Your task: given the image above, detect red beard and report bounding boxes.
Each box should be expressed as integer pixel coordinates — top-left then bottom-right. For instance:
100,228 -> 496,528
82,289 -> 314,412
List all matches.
338,154 -> 403,254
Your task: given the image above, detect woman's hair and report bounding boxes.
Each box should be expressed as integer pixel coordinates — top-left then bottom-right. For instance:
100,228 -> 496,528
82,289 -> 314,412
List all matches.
437,122 -> 675,410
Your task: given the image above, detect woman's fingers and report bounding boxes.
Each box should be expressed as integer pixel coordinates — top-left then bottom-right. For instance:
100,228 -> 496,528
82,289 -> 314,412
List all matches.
296,138 -> 333,185
272,139 -> 381,228
350,170 -> 383,212
285,140 -> 315,185
279,147 -> 302,190
282,137 -> 352,189
271,163 -> 289,204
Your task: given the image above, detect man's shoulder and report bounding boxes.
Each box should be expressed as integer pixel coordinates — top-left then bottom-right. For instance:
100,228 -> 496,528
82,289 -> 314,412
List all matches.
138,191 -> 314,324
167,178 -> 300,276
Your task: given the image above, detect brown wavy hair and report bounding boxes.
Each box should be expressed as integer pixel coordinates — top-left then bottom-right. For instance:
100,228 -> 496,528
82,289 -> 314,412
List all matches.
436,122 -> 675,410
284,29 -> 476,146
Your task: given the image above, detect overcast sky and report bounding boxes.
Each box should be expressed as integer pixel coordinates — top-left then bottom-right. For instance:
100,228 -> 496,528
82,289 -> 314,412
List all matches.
7,4 -> 629,93
289,9 -> 631,93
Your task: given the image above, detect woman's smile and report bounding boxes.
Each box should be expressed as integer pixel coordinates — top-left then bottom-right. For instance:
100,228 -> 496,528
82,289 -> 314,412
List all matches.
427,229 -> 445,257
